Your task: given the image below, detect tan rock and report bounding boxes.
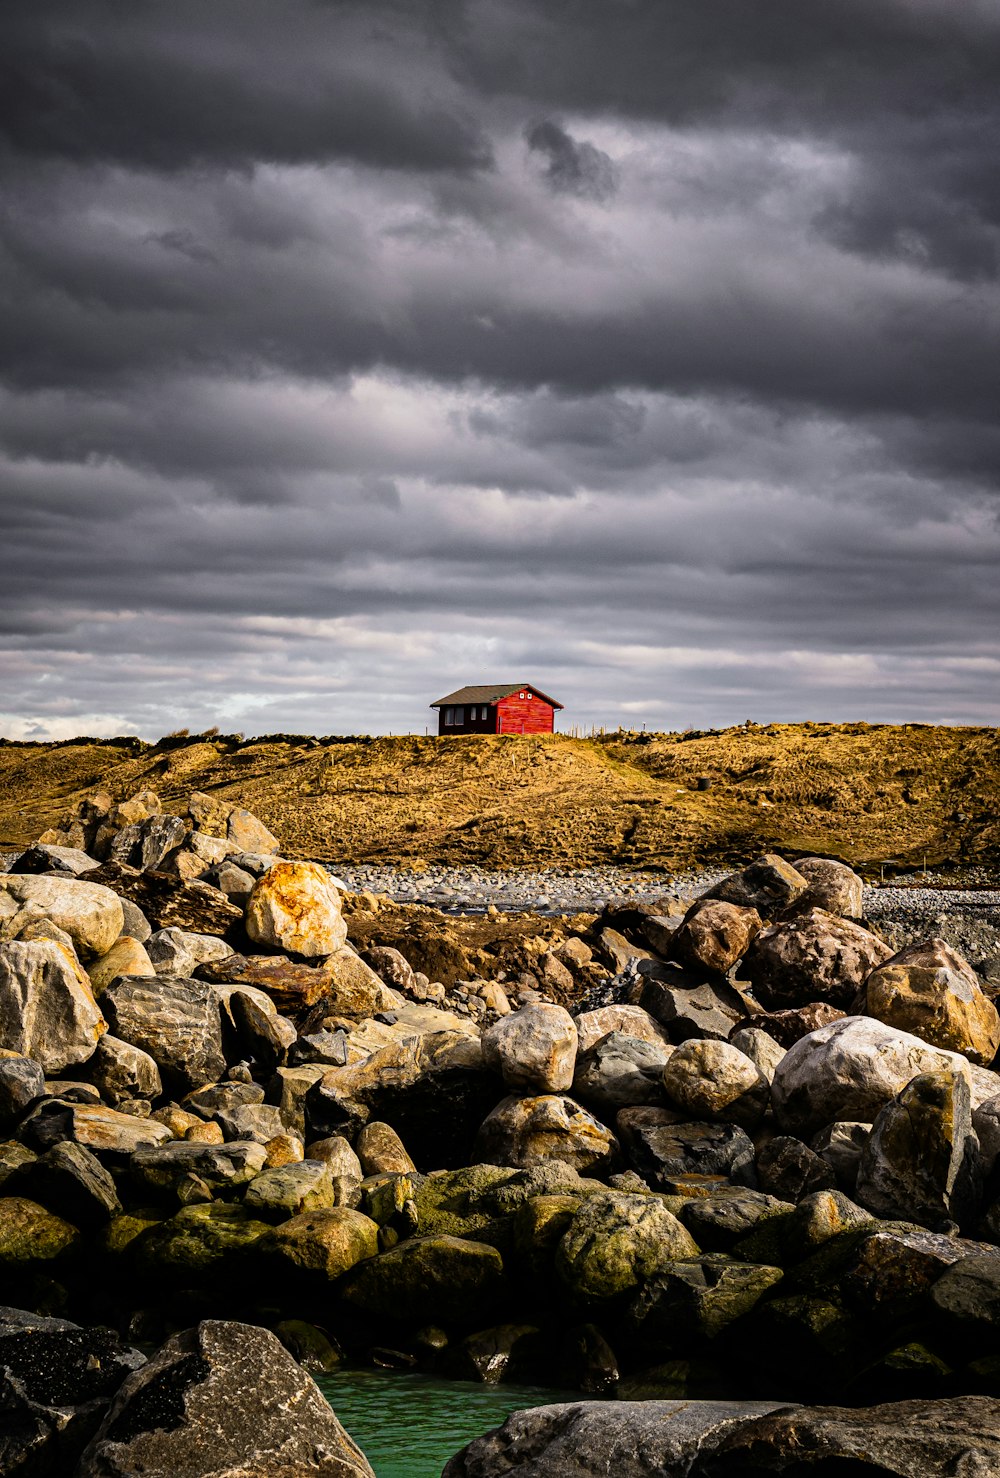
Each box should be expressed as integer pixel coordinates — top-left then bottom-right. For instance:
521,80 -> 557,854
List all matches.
0,940 -> 107,1072
88,936 -> 155,994
575,1005 -> 671,1055
0,876 -> 124,960
227,807 -> 280,855
790,858 -> 864,918
265,1207 -> 379,1279
671,900 -> 762,975
187,791 -> 232,837
356,1121 -> 415,1176
151,1106 -> 202,1137
245,862 -> 347,959
265,1133 -> 304,1167
185,1120 -> 225,1144
661,1039 -> 770,1130
473,1094 -> 620,1175
862,938 -> 1000,1066
482,1003 -> 578,1093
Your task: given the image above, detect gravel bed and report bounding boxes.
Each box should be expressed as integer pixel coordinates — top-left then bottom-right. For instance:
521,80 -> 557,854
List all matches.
328,862 -> 727,915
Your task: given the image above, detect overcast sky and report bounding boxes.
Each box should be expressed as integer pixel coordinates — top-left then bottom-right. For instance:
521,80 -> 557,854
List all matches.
2,1 -> 999,740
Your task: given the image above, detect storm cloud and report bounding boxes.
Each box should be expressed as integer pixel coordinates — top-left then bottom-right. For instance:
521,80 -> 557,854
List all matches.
1,0 -> 998,739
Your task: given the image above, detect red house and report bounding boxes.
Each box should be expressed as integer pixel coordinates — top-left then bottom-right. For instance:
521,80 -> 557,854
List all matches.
431,683 -> 563,736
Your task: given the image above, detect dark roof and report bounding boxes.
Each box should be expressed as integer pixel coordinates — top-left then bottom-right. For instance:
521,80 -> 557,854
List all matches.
430,683 -> 563,709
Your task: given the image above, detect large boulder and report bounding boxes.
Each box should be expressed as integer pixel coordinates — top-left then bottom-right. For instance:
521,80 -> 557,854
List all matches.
20,1099 -> 172,1159
637,972 -> 749,1043
442,1400 -> 793,1478
79,864 -> 243,940
855,1070 -> 982,1230
704,854 -> 808,917
694,1396 -> 1000,1475
0,875 -> 124,959
555,1190 -> 699,1301
339,1234 -> 505,1324
617,1109 -> 757,1191
0,1197 -> 80,1270
130,1204 -> 272,1279
146,926 -> 233,978
88,1034 -> 162,1106
572,1033 -> 672,1112
198,947 -> 400,1015
661,1040 -> 769,1130
0,1308 -> 145,1478
130,1141 -> 267,1197
245,861 -> 348,958
743,909 -> 892,1011
473,1095 -> 620,1176
265,1207 -> 379,1279
101,974 -> 226,1094
573,1005 -> 671,1054
789,857 -> 864,918
771,1016 -> 1000,1139
482,1004 -> 578,1094
87,935 -> 156,993
77,1319 -> 374,1477
670,900 -> 762,975
15,1140 -> 122,1227
0,940 -> 107,1071
861,938 -> 1000,1066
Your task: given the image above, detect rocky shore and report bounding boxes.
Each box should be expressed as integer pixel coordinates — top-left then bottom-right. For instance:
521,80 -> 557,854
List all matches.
3,787 -> 1000,1473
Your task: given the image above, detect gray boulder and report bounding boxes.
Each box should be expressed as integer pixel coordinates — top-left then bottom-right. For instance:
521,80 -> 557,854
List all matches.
482,1004 -> 578,1094
694,1396 -> 1000,1475
617,1108 -> 756,1190
855,1069 -> 982,1231
88,1034 -> 162,1106
442,1400 -> 794,1478
146,926 -> 234,977
0,1057 -> 45,1129
572,1033 -> 671,1112
102,974 -> 226,1094
771,1016 -> 1000,1139
744,908 -> 892,1011
77,1319 -> 374,1477
705,854 -> 808,917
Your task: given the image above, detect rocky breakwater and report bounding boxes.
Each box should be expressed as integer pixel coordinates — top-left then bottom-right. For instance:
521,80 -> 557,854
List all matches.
3,796 -> 1000,1456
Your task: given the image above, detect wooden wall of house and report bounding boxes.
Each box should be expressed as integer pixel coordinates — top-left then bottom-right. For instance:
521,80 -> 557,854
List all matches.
495,694 -> 556,735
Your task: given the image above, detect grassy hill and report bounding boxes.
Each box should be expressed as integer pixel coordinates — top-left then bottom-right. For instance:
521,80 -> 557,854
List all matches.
1,723 -> 998,876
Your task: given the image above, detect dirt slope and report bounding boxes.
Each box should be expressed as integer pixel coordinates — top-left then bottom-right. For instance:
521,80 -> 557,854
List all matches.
1,723 -> 998,876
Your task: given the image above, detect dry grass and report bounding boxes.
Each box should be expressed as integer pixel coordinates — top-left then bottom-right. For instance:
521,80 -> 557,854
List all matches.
1,722 -> 998,875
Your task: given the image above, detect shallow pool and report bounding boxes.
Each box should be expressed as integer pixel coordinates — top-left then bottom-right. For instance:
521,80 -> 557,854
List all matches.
317,1367 -> 574,1477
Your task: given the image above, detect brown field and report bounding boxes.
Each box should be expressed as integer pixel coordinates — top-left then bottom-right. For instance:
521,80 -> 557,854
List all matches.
1,722 -> 998,876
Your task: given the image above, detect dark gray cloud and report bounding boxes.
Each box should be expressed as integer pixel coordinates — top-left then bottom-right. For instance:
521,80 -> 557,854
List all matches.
525,120 -> 618,200
1,0 -> 998,739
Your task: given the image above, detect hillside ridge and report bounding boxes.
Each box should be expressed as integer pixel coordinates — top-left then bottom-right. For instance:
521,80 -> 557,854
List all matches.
2,723 -> 998,875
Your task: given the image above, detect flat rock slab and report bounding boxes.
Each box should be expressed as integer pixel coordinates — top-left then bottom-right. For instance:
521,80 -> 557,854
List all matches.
442,1399 -> 794,1477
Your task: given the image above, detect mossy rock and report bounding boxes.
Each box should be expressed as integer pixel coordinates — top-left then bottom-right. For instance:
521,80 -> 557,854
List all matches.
131,1202 -> 272,1278
512,1194 -> 582,1280
0,1196 -> 80,1266
338,1233 -> 504,1324
627,1255 -> 784,1351
556,1192 -> 700,1303
264,1208 -> 379,1280
98,1208 -> 164,1256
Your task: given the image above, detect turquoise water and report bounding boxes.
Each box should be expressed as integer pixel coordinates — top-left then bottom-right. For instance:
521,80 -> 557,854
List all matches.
318,1367 -> 574,1477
